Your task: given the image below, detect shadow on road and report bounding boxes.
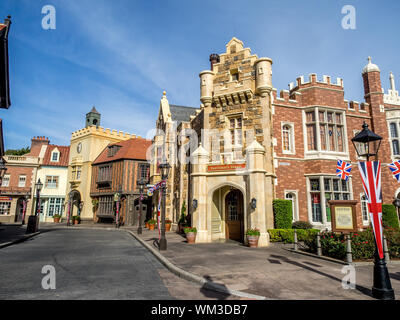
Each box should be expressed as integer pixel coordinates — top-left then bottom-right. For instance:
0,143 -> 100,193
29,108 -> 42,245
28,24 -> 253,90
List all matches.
270,254 -> 373,298
200,275 -> 231,300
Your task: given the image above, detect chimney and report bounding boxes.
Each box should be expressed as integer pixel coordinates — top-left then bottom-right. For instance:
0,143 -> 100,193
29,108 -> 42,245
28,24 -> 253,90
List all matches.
30,136 -> 50,156
209,54 -> 220,71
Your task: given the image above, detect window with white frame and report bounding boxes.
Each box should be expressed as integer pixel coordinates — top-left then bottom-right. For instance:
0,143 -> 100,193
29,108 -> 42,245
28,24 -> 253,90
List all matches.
285,191 -> 298,221
388,122 -> 400,156
0,201 -> 11,215
229,116 -> 243,147
305,108 -> 345,153
47,198 -> 64,216
360,194 -> 369,224
18,175 -> 26,187
71,166 -> 82,180
45,176 -> 59,189
282,123 -> 294,154
309,176 -> 351,223
1,174 -> 10,187
51,151 -> 59,162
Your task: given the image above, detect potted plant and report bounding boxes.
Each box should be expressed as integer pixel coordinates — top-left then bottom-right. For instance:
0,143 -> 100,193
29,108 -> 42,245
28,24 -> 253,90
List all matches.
184,226 -> 197,244
165,219 -> 172,231
72,215 -> 81,225
148,219 -> 156,230
246,228 -> 260,248
53,214 -> 61,223
145,220 -> 149,229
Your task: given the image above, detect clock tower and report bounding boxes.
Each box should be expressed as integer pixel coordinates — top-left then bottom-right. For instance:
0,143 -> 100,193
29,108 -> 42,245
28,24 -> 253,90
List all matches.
86,106 -> 101,128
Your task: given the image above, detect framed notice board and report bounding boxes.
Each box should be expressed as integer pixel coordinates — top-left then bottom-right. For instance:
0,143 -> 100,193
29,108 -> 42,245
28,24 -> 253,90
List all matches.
328,200 -> 358,233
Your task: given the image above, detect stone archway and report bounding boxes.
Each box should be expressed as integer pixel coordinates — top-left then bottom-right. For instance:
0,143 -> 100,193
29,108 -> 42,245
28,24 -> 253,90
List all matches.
68,189 -> 81,217
210,185 -> 245,243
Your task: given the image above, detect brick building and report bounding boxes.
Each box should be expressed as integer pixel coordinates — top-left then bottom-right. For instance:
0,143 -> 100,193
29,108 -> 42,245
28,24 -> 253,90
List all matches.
151,38 -> 400,245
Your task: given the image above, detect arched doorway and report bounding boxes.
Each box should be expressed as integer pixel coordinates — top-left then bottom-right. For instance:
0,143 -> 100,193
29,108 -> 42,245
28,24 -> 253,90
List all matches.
68,190 -> 81,217
225,189 -> 244,242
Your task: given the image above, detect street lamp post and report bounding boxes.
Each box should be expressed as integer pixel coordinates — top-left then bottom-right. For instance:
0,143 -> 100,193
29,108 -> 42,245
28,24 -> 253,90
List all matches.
352,122 -> 395,300
158,162 -> 171,251
137,179 -> 147,235
114,192 -> 121,229
26,178 -> 43,234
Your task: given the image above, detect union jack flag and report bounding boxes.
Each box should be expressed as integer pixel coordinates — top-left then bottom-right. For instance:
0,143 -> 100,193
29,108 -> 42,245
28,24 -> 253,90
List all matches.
336,160 -> 352,181
358,161 -> 384,259
388,160 -> 400,182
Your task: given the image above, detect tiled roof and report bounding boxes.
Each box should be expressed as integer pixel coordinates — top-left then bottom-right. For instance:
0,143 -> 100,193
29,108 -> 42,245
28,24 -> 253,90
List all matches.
93,137 -> 152,165
169,105 -> 198,126
42,145 -> 70,167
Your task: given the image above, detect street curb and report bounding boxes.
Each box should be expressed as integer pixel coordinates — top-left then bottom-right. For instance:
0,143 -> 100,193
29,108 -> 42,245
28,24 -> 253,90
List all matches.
126,230 -> 269,300
0,231 -> 41,249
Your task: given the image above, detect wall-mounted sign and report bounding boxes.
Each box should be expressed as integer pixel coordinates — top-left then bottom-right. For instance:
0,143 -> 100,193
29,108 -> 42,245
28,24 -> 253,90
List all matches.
328,200 -> 358,233
207,163 -> 246,172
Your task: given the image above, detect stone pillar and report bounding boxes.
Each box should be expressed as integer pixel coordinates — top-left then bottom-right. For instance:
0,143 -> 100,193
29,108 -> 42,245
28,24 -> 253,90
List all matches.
190,144 -> 210,243
246,139 -> 270,247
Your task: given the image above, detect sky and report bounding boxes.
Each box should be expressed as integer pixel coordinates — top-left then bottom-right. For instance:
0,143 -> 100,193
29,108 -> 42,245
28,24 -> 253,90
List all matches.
0,0 -> 399,150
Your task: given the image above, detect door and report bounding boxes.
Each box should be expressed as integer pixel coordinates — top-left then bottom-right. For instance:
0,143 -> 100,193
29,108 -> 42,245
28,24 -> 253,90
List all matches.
225,189 -> 244,242
15,198 -> 24,222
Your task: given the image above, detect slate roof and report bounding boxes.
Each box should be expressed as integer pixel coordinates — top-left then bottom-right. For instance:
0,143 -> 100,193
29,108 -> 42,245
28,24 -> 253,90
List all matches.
169,105 -> 198,126
93,137 -> 152,165
42,145 -> 70,167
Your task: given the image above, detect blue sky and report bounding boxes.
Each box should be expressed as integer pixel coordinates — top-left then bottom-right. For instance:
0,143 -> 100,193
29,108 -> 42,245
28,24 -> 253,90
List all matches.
0,0 -> 399,149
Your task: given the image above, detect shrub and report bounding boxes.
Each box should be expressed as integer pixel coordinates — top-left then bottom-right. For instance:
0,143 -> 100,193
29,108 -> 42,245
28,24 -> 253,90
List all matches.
184,227 -> 197,234
246,228 -> 260,236
268,229 -> 319,243
304,228 -> 400,261
165,219 -> 172,224
273,199 -> 292,229
382,204 -> 399,229
53,214 -> 61,219
292,221 -> 313,229
148,219 -> 157,225
72,215 -> 80,221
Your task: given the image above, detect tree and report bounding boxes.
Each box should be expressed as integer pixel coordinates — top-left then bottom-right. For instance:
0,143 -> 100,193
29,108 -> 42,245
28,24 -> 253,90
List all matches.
5,147 -> 30,156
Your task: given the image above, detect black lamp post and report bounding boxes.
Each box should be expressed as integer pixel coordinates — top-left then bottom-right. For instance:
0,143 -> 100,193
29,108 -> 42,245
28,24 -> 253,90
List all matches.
351,122 -> 395,300
26,178 -> 43,234
137,178 -> 147,235
158,162 -> 171,251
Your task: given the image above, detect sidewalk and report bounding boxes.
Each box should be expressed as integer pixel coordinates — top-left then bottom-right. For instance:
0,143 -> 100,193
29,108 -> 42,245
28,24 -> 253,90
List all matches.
127,227 -> 400,300
0,224 -> 40,248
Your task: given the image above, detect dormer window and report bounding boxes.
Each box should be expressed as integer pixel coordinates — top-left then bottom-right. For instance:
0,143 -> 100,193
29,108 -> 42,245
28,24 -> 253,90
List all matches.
107,145 -> 121,157
51,151 -> 59,162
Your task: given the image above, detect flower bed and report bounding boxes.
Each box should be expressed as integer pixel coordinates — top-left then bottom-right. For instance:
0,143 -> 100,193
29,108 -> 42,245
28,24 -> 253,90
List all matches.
303,227 -> 400,261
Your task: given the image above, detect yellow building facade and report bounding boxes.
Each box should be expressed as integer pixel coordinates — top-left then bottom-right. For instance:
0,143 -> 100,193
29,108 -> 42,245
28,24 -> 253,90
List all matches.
66,108 -> 139,222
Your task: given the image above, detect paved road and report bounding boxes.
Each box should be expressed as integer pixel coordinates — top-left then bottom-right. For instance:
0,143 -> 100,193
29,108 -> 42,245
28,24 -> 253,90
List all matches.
0,228 -> 220,300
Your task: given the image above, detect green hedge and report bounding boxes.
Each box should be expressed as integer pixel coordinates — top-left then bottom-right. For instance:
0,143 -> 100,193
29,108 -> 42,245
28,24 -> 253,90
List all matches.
273,199 -> 293,229
268,229 -> 320,243
382,204 -> 399,229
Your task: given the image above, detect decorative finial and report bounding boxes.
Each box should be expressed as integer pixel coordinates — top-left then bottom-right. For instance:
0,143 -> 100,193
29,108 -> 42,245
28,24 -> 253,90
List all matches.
368,56 -> 372,64
163,91 -> 166,96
